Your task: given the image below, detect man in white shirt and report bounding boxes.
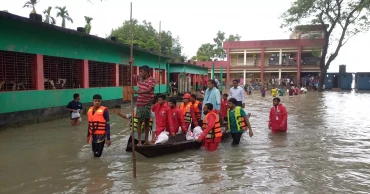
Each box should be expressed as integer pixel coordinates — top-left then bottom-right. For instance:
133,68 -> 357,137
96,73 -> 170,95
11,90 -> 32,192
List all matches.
228,79 -> 245,108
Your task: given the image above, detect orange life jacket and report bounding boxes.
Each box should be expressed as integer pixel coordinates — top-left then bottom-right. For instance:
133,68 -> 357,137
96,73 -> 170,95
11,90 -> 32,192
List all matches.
87,106 -> 107,135
192,100 -> 201,120
202,111 -> 222,139
180,102 -> 192,123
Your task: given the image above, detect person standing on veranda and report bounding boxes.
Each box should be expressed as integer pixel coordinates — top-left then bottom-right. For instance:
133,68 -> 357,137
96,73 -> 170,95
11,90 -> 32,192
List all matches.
133,65 -> 156,146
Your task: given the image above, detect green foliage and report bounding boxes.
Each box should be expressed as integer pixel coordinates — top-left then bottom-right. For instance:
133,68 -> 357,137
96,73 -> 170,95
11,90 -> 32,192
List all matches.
55,6 -> 73,28
23,0 -> 38,13
226,34 -> 241,41
110,19 -> 185,60
85,16 -> 93,34
192,31 -> 241,61
281,0 -> 370,91
43,6 -> 56,25
194,43 -> 215,61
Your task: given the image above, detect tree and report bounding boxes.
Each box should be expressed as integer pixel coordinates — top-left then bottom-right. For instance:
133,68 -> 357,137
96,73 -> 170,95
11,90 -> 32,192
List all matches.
110,19 -> 186,60
193,31 -> 241,61
55,6 -> 73,28
23,0 -> 38,14
281,0 -> 370,91
226,34 -> 241,41
213,31 -> 226,60
43,7 -> 56,25
192,43 -> 215,61
85,16 -> 93,34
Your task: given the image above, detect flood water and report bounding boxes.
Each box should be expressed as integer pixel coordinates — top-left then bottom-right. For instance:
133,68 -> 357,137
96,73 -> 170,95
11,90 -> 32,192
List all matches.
1,91 -> 370,194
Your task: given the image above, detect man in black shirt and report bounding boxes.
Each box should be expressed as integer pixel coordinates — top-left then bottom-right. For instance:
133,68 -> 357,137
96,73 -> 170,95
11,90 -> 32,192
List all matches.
66,93 -> 83,126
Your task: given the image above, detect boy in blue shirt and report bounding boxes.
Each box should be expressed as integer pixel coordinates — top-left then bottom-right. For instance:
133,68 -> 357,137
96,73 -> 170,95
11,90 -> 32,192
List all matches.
227,98 -> 253,146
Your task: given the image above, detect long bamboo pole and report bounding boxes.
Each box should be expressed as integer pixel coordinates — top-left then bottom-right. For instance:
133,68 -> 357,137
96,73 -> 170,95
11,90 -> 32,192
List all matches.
129,2 -> 136,179
158,21 -> 161,93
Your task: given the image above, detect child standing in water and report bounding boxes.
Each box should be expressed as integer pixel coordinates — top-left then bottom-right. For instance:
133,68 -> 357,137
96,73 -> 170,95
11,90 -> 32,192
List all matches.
261,87 -> 267,97
87,94 -> 111,157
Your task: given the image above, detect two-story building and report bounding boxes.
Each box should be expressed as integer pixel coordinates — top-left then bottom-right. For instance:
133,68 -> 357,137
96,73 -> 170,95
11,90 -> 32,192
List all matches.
197,25 -> 327,87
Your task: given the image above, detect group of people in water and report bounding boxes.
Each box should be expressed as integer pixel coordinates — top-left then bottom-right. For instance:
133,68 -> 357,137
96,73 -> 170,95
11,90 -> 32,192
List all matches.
67,65 -> 288,157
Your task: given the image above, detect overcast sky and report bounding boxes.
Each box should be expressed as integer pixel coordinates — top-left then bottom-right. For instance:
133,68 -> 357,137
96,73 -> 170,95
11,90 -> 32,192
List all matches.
4,0 -> 370,72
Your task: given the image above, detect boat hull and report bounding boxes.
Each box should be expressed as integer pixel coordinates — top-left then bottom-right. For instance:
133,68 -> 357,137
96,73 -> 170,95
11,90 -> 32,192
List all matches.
135,133 -> 202,158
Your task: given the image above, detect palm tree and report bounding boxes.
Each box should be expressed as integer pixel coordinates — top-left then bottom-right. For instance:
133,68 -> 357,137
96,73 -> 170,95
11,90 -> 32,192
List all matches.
84,16 -> 93,34
55,6 -> 73,28
43,7 -> 56,25
23,0 -> 39,13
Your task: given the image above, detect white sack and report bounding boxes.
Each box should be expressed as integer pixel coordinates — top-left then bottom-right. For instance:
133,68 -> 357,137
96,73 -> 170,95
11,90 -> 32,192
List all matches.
155,131 -> 169,144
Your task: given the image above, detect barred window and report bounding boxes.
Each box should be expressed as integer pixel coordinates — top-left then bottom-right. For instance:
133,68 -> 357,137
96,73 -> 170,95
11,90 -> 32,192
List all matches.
89,61 -> 115,87
43,56 -> 83,90
0,51 -> 35,91
119,65 -> 132,86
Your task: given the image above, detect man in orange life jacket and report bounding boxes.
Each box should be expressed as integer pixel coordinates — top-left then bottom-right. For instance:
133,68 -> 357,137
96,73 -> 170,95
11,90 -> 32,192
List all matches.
180,93 -> 199,131
152,94 -> 175,137
190,94 -> 202,125
168,98 -> 187,133
197,103 -> 222,152
87,94 -> 111,157
268,97 -> 288,134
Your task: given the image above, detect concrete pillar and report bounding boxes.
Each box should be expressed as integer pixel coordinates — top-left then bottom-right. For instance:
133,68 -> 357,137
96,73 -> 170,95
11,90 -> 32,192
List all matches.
260,48 -> 265,83
297,46 -> 302,86
136,66 -> 140,75
34,54 -> 44,90
278,69 -> 282,85
244,50 -> 247,65
279,49 -> 283,65
243,70 -> 246,85
82,60 -> 89,88
227,48 -> 230,86
115,64 -> 119,86
163,69 -> 167,84
151,68 -> 155,78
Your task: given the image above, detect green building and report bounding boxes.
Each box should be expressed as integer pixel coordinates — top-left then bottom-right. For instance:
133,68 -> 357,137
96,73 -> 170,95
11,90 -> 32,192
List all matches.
0,11 -> 208,128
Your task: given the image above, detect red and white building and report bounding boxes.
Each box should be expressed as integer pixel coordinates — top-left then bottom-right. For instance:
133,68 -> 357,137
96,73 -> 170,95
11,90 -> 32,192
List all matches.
196,25 -> 327,86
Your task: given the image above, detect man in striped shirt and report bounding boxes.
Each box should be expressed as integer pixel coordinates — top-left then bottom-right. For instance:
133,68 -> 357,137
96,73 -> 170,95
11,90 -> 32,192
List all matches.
133,65 -> 157,146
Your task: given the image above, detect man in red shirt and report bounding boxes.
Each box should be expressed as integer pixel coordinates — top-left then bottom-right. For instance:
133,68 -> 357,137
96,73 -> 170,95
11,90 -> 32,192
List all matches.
268,98 -> 288,134
168,98 -> 187,133
152,94 -> 175,137
197,103 -> 222,152
133,65 -> 156,146
179,93 -> 199,131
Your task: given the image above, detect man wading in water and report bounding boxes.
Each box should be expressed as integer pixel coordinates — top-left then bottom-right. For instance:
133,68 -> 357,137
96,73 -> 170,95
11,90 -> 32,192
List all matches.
87,94 -> 111,157
268,97 -> 288,134
133,65 -> 157,146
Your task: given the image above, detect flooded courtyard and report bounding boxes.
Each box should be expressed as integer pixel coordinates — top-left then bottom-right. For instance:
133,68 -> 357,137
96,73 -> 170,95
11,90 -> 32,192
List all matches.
1,91 -> 370,194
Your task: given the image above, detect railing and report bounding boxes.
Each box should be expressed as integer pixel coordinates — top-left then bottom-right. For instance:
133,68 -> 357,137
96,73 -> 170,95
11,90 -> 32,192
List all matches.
302,57 -> 320,65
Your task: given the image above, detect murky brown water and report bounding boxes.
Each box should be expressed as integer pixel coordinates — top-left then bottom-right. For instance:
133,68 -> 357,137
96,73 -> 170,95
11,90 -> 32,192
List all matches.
1,91 -> 370,194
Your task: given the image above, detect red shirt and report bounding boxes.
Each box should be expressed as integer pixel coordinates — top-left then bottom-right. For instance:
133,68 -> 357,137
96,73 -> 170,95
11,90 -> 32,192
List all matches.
152,102 -> 175,134
198,110 -> 222,143
179,102 -> 199,128
220,99 -> 228,119
202,79 -> 207,87
268,104 -> 288,131
136,76 -> 156,106
170,106 -> 187,132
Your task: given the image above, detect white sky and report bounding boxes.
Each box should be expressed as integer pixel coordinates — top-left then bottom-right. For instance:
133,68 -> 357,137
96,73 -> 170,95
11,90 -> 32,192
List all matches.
4,0 -> 370,72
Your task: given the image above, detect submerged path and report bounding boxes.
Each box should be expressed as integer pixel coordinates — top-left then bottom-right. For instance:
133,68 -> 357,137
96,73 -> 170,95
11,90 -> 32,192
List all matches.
1,92 -> 370,193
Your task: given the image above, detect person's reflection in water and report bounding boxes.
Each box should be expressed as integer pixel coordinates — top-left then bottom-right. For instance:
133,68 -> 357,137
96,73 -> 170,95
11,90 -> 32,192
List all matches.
199,153 -> 223,187
85,160 -> 114,193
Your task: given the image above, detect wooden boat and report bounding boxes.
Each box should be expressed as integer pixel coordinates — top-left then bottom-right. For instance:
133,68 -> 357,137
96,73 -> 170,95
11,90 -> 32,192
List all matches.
131,133 -> 202,158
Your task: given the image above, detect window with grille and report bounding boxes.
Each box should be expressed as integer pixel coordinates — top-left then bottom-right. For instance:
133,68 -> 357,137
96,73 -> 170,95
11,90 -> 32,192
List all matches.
119,64 -> 134,86
0,51 -> 35,91
89,61 -> 115,87
155,69 -> 164,84
43,56 -> 83,90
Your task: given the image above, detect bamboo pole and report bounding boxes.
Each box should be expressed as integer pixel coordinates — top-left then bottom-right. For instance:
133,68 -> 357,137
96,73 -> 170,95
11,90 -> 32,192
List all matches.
129,2 -> 136,179
158,21 -> 161,93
